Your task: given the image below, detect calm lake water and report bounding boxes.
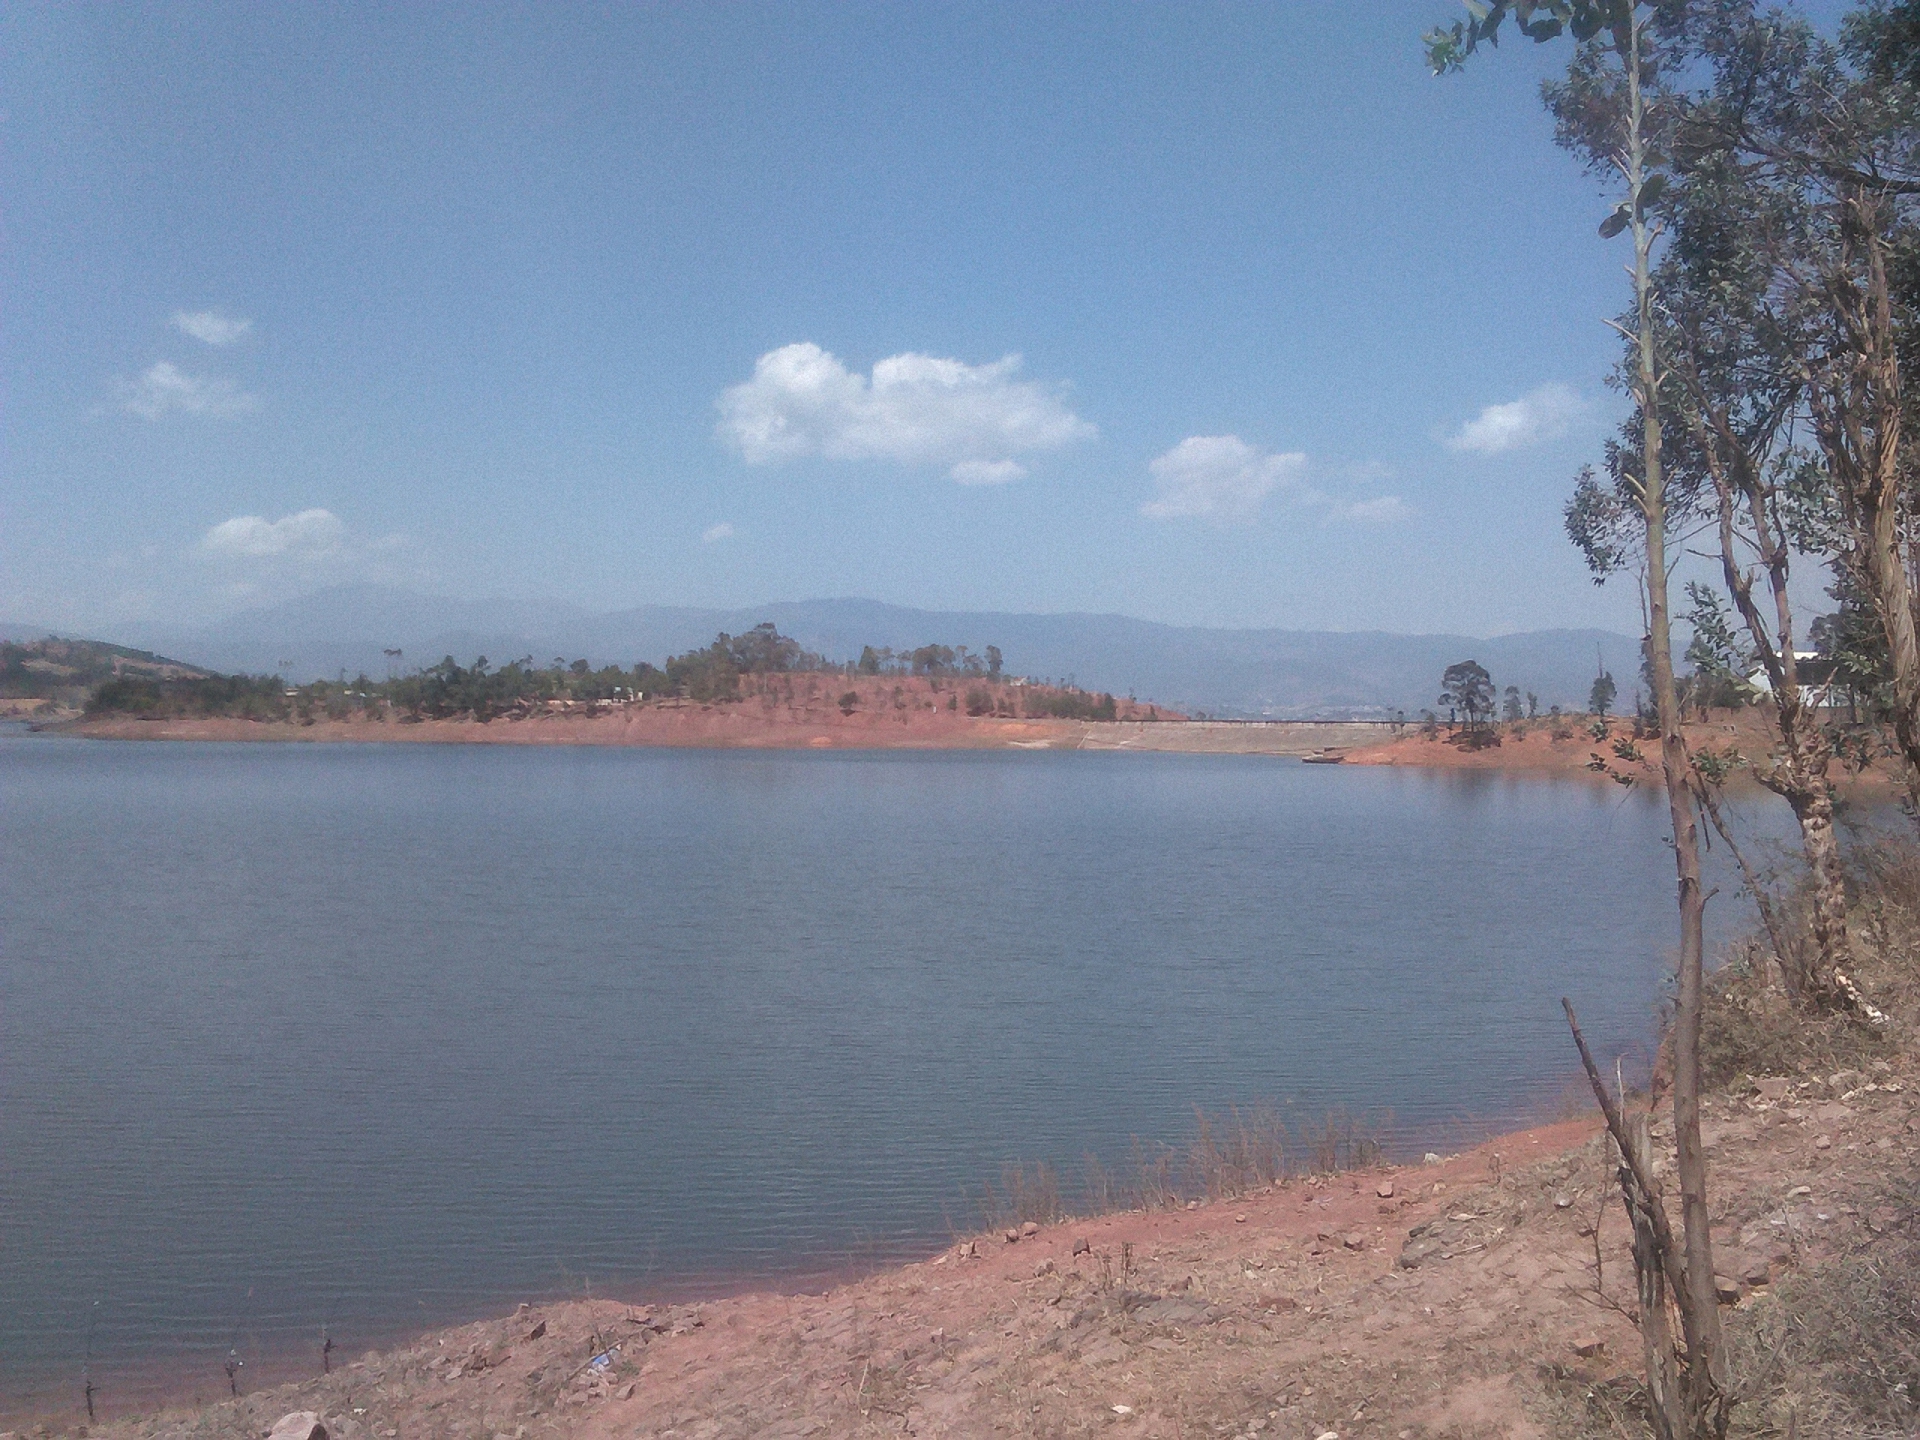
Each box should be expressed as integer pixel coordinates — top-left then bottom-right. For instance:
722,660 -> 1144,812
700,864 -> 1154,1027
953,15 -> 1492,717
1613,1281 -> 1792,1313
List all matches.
0,731 -> 1784,1406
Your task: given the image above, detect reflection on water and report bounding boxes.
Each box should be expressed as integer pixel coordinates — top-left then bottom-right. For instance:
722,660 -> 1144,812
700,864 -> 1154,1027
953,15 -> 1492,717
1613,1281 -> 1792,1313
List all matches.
0,734 -> 1778,1401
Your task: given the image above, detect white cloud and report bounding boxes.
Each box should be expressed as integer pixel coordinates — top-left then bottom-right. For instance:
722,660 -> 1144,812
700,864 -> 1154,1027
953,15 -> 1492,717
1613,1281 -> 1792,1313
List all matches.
950,459 -> 1027,485
1334,495 -> 1412,524
119,361 -> 259,420
1445,383 -> 1586,455
717,342 -> 1094,482
171,310 -> 253,346
702,522 -> 736,543
1141,435 -> 1308,521
201,509 -> 346,559
1140,435 -> 1408,525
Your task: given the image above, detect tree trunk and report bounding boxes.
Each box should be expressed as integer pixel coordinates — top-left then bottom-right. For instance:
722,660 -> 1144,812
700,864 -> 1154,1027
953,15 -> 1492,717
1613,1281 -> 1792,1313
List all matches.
1691,403 -> 1852,1006
1625,1113 -> 1684,1440
1784,782 -> 1851,1002
1625,23 -> 1728,1434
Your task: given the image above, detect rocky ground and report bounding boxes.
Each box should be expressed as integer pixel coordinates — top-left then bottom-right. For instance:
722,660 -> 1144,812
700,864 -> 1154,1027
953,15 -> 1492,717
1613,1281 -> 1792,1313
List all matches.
17,1057 -> 1912,1440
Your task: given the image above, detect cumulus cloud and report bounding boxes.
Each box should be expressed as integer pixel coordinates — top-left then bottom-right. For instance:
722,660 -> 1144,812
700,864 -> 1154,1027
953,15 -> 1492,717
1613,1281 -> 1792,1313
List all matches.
1334,495 -> 1412,524
702,522 -> 736,543
1141,435 -> 1309,521
119,361 -> 258,420
1141,436 -> 1408,525
950,459 -> 1027,485
717,342 -> 1094,482
1445,383 -> 1585,455
202,509 -> 346,559
171,310 -> 252,346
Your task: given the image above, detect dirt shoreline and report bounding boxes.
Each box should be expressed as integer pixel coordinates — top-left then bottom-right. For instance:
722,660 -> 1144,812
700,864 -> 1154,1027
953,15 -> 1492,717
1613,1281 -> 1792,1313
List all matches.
1340,710 -> 1901,796
37,702 -> 1902,792
1,1114 -> 1600,1435
43,709 -> 1398,758
21,1059 -> 1913,1439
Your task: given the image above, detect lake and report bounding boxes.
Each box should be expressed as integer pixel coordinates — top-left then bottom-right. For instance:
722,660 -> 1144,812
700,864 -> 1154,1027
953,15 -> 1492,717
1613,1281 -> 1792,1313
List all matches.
0,732 -> 1777,1407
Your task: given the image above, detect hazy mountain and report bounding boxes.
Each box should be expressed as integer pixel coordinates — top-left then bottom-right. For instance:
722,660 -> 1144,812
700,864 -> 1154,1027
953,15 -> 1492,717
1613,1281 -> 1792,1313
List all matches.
117,586 -> 1639,720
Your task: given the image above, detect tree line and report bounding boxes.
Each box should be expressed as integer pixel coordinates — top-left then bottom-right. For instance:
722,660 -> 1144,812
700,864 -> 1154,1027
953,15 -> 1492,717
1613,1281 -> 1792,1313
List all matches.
81,623 -> 1130,723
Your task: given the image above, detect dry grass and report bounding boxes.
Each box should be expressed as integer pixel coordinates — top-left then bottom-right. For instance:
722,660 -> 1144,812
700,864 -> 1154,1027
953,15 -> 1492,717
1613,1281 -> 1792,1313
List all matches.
1722,1223 -> 1920,1438
969,1103 -> 1384,1235
1700,933 -> 1899,1088
1697,836 -> 1920,1089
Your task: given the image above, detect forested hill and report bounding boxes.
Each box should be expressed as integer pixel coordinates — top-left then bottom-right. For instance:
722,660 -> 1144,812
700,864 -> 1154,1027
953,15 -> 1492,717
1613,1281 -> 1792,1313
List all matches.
115,588 -> 1638,720
1,636 -> 211,703
77,623 -> 1146,725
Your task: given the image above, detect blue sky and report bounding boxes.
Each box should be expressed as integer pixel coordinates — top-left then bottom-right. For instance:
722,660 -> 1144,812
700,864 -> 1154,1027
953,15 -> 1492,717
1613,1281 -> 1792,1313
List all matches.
2,2 -> 1817,638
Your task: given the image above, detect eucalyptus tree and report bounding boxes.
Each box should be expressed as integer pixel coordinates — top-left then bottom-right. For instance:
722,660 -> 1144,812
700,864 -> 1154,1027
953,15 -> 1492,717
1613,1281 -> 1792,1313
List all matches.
1427,5 -> 1728,1433
1674,4 -> 1920,806
1646,33 -> 1864,1008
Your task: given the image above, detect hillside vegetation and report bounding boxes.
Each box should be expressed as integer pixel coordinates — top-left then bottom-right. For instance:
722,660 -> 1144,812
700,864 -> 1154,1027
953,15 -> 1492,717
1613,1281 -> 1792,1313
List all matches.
75,622 -> 1150,727
1,637 -> 209,705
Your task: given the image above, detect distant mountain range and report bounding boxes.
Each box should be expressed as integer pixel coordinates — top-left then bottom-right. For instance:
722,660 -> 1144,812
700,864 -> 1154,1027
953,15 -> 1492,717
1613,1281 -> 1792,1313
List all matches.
4,587 -> 1639,719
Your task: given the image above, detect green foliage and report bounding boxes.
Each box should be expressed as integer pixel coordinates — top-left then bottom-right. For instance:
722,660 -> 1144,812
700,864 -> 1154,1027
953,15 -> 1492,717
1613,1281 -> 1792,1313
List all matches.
86,674 -> 289,719
1425,0 -> 1638,74
3,637 -> 210,700
1563,446 -> 1639,585
67,622 -> 1062,725
909,644 -> 955,675
659,622 -> 828,703
1023,689 -> 1118,721
1683,582 -> 1755,710
852,642 -> 1000,678
1812,572 -> 1896,717
1689,742 -> 1744,788
1439,658 -> 1495,730
1588,670 -> 1617,717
